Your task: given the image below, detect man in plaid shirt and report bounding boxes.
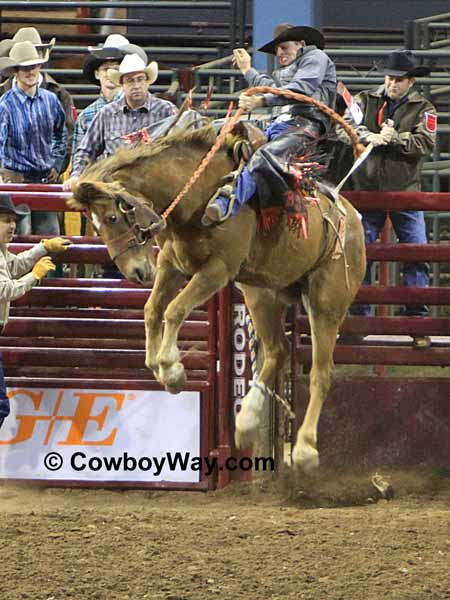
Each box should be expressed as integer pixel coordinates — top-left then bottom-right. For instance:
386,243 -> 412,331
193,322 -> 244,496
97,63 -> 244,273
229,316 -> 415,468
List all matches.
71,34 -> 148,156
64,53 -> 178,190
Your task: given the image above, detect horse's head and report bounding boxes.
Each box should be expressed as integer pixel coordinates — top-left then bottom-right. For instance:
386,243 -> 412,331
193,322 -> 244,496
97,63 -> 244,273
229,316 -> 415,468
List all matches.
68,180 -> 163,285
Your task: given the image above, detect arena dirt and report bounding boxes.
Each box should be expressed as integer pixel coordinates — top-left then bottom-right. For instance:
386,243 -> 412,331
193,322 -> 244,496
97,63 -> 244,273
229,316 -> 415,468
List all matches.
1,470 -> 449,600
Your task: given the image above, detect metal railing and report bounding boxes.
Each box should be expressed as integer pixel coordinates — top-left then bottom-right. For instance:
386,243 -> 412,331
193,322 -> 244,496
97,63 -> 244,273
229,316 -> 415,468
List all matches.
406,12 -> 450,49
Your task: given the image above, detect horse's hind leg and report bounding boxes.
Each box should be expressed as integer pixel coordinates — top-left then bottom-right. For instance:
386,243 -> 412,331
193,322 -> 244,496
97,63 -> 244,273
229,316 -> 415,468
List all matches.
292,256 -> 363,471
235,285 -> 289,450
292,308 -> 341,471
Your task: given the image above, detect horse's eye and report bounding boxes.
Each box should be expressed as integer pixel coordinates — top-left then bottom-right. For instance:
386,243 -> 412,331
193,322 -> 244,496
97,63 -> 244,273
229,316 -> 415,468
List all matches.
107,215 -> 118,224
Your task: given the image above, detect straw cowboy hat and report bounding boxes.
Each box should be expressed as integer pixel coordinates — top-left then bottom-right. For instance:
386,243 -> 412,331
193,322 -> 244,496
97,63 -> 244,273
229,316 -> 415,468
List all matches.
382,50 -> 430,77
107,53 -> 158,86
0,41 -> 47,76
83,34 -> 148,85
0,27 -> 55,60
258,24 -> 326,53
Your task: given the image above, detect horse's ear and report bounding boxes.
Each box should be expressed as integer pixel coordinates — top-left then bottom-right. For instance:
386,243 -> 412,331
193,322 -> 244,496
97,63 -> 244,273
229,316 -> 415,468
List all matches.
67,181 -> 116,210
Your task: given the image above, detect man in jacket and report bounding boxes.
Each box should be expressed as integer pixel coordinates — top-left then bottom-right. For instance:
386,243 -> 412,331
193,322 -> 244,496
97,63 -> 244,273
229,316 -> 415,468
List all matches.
203,23 -> 337,225
343,50 -> 437,347
0,193 -> 70,428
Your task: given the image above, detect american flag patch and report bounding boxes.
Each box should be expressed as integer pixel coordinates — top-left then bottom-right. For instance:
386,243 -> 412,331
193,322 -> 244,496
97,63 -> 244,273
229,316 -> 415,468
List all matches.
424,112 -> 437,133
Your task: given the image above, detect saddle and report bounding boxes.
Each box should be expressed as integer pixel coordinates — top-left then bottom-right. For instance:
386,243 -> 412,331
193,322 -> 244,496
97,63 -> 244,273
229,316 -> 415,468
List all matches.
204,121 -> 268,223
226,121 -> 267,163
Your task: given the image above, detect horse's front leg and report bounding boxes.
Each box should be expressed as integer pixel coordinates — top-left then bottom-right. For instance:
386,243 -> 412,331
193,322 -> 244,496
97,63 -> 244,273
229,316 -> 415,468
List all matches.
235,286 -> 290,450
156,257 -> 229,394
144,255 -> 184,374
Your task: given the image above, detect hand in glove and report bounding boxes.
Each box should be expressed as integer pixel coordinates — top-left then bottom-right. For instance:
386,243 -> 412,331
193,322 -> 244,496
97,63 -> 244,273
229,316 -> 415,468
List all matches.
232,48 -> 252,74
32,257 -> 56,280
238,93 -> 264,112
380,125 -> 400,144
365,133 -> 388,147
42,237 -> 71,254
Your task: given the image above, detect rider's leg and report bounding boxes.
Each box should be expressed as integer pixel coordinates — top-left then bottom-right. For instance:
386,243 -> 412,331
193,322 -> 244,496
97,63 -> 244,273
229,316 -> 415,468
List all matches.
202,121 -> 296,225
202,166 -> 257,224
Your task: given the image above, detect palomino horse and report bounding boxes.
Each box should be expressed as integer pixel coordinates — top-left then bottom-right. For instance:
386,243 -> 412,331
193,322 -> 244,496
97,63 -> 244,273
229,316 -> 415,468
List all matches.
68,97 -> 366,471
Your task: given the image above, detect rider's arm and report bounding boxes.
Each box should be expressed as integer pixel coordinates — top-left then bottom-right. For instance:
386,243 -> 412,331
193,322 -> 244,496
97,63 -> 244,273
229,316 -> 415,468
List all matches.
244,67 -> 277,89
262,49 -> 330,107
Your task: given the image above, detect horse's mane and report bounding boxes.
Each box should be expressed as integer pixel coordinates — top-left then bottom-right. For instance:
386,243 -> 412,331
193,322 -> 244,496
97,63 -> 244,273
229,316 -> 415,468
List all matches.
81,124 -> 217,181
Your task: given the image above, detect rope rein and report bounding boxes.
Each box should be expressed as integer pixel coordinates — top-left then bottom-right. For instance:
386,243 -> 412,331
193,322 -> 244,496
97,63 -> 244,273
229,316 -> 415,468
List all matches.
161,86 -> 363,220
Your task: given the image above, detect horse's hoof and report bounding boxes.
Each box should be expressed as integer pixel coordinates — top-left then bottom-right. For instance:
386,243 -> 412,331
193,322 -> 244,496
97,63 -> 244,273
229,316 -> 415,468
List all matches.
292,443 -> 320,473
145,357 -> 158,372
234,427 -> 257,450
234,409 -> 260,449
159,362 -> 186,394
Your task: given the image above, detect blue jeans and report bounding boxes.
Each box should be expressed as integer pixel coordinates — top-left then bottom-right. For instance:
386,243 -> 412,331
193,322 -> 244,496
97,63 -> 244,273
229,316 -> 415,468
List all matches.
352,210 -> 430,316
0,353 -> 10,429
230,120 -> 313,215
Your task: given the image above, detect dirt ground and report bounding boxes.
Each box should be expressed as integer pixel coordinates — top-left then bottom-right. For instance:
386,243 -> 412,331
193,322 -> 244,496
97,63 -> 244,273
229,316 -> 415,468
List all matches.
1,470 -> 450,600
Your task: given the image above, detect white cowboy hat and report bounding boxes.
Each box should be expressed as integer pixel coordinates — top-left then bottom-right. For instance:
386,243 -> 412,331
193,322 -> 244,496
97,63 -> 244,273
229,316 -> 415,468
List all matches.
0,41 -> 47,76
107,53 -> 158,86
0,27 -> 55,60
88,33 -> 147,65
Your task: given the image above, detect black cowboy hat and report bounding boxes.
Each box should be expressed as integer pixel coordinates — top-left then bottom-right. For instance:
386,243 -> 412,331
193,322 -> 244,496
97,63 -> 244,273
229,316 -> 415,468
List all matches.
258,25 -> 325,54
83,47 -> 124,85
0,193 -> 29,217
382,50 -> 430,77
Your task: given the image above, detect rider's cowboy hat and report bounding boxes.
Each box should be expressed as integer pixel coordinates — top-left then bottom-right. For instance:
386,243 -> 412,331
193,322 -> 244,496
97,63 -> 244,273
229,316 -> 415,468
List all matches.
382,50 -> 430,77
83,34 -> 148,85
0,27 -> 55,60
0,193 -> 30,217
0,41 -> 47,77
258,24 -> 326,53
107,53 -> 158,86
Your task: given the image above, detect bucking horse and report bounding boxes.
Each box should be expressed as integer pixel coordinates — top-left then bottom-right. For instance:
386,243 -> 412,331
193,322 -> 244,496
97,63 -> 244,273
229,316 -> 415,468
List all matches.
68,88 -> 366,472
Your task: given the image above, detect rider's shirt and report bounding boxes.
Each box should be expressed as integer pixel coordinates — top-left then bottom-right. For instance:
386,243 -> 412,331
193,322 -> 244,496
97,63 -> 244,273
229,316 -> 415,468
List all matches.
243,45 -> 336,129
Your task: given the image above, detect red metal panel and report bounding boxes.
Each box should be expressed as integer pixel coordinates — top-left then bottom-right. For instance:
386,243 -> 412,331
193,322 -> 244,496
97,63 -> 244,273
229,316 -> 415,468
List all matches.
347,191 -> 450,211
297,315 -> 450,336
294,377 -> 450,470
366,243 -> 450,261
9,244 -> 111,264
296,345 -> 450,366
355,285 -> 450,305
1,347 -> 212,370
4,317 -> 210,342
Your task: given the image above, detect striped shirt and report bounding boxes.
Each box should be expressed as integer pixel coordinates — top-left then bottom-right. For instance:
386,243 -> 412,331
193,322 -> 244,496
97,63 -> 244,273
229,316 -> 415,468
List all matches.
72,95 -> 109,156
0,85 -> 67,174
71,93 -> 178,177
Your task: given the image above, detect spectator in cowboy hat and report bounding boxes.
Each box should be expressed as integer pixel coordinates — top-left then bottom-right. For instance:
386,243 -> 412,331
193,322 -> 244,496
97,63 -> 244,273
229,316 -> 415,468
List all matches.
340,49 -> 436,348
0,193 -> 70,429
72,34 -> 148,155
64,53 -> 178,190
0,41 -> 67,236
0,27 -> 75,173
